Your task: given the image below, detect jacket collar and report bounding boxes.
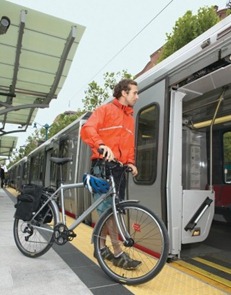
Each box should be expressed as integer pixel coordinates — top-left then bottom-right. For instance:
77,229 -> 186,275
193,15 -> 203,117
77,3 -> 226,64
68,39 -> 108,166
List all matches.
112,98 -> 133,115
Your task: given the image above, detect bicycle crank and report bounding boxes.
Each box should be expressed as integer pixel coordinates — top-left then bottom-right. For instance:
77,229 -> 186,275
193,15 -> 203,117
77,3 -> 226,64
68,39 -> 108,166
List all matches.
54,223 -> 76,245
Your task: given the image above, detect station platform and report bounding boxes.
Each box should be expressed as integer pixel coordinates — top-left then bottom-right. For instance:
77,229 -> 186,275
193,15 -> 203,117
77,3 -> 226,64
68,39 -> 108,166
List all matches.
1,188 -> 229,295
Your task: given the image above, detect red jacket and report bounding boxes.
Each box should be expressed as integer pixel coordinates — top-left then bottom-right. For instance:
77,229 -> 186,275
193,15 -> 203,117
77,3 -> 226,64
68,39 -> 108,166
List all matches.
81,99 -> 135,165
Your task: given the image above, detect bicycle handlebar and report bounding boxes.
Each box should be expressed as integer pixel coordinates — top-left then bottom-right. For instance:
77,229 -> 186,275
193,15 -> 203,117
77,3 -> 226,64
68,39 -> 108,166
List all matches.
97,147 -> 105,155
97,148 -> 132,173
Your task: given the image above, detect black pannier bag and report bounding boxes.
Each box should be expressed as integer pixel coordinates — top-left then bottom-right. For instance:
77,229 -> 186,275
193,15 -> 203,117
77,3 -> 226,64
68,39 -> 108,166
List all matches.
14,194 -> 35,221
14,184 -> 43,221
35,193 -> 53,224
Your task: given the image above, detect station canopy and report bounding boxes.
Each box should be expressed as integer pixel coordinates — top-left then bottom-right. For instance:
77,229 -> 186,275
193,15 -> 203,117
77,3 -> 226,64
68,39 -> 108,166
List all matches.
0,0 -> 85,159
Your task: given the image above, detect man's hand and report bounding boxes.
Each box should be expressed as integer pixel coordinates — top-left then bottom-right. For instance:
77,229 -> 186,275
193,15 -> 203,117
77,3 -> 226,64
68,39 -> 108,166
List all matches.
99,145 -> 115,162
127,163 -> 138,176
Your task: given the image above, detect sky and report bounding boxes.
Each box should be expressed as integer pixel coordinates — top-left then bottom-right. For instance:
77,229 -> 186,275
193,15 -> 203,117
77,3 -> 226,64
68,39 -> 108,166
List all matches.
6,0 -> 228,151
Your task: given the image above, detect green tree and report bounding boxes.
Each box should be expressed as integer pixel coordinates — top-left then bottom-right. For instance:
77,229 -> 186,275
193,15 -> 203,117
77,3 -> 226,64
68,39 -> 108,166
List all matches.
9,129 -> 42,165
158,6 -> 220,62
48,109 -> 85,138
82,70 -> 133,111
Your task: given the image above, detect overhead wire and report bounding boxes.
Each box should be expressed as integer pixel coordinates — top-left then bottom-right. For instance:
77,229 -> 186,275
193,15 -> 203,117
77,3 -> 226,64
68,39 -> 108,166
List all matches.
88,0 -> 174,81
68,0 -> 174,106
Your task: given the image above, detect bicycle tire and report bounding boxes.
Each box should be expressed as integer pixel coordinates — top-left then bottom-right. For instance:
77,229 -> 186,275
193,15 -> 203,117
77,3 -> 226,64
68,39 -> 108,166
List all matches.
13,199 -> 57,258
93,202 -> 169,285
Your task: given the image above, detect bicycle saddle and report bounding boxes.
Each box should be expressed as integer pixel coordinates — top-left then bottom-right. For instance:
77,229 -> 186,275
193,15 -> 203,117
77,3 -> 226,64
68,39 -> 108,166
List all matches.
50,157 -> 72,165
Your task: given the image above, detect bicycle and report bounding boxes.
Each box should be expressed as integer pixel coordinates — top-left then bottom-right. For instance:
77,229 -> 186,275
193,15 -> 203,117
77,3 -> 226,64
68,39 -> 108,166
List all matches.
13,154 -> 169,285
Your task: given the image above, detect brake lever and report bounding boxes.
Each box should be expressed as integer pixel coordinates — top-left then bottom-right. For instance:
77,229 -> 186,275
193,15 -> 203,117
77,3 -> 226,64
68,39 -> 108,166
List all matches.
126,167 -> 133,173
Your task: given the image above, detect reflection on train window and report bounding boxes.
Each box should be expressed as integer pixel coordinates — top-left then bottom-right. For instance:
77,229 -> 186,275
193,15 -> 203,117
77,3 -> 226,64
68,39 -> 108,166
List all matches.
135,104 -> 159,184
50,148 -> 58,185
30,154 -> 44,182
22,161 -> 27,180
59,133 -> 77,182
223,131 -> 231,184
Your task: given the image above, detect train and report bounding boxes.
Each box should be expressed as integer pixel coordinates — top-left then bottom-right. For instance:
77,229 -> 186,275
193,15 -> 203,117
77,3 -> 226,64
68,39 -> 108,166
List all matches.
8,14 -> 231,259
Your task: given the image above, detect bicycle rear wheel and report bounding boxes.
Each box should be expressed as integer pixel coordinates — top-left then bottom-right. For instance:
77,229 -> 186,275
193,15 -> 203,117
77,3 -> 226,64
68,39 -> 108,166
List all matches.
13,200 -> 57,258
93,202 -> 169,285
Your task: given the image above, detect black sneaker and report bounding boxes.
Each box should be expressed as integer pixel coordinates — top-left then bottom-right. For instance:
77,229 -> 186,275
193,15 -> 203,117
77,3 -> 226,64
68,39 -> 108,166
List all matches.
94,246 -> 114,261
113,253 -> 142,270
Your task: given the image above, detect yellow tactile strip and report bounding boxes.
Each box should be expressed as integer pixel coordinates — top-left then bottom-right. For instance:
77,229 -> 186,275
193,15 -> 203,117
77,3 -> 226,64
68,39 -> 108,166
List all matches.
172,259 -> 231,294
67,219 -> 229,295
194,257 -> 231,275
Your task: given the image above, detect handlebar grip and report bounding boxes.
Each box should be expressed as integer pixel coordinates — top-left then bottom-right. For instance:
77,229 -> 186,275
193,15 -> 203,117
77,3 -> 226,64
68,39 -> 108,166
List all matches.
98,147 -> 109,159
97,148 -> 104,155
98,148 -> 133,172
126,167 -> 133,173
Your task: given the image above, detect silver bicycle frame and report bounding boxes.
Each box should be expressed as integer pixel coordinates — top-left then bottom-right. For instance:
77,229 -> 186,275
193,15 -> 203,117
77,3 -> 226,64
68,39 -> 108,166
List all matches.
31,175 -> 137,243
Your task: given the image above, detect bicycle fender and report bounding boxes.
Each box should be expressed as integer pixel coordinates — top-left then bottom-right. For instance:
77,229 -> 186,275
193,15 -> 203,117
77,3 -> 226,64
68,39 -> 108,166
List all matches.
119,200 -> 139,205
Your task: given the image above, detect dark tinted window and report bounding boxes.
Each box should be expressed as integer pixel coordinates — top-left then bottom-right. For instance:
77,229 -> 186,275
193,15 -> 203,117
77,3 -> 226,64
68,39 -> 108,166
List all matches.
135,104 -> 159,184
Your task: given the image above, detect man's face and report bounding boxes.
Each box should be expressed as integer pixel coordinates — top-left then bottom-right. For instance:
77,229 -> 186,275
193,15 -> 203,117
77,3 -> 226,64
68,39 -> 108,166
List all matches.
125,84 -> 139,107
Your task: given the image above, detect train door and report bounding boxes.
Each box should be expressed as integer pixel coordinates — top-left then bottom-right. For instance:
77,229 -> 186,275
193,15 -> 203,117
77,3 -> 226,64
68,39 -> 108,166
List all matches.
130,79 -> 169,226
14,157 -> 27,191
77,129 -> 92,224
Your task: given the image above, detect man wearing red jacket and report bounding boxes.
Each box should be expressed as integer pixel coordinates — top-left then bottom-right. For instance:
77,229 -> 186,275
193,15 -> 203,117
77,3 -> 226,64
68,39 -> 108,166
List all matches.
81,79 -> 141,269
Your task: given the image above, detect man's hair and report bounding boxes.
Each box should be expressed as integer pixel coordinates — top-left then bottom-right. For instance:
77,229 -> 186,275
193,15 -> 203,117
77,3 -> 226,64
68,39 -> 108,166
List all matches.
113,79 -> 137,99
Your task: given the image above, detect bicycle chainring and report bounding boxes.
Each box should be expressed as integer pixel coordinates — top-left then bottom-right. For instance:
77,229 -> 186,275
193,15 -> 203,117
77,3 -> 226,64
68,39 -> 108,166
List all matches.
54,223 -> 76,245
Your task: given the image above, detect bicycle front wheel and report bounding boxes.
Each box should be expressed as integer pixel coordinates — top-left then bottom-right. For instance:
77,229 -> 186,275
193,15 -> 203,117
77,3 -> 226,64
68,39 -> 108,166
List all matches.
93,202 -> 169,285
13,200 -> 57,258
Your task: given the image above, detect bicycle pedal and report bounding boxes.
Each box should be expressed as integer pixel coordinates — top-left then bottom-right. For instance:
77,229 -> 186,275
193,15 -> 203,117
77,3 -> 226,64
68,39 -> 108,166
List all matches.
68,230 -> 76,241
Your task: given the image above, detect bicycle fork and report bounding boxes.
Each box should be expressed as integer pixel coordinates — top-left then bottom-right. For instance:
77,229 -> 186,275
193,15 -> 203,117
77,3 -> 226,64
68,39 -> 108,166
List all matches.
110,175 -> 138,247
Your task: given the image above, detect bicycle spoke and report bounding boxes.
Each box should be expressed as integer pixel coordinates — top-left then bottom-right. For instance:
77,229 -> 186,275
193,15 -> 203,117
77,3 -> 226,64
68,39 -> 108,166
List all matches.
93,202 -> 169,285
13,201 -> 56,258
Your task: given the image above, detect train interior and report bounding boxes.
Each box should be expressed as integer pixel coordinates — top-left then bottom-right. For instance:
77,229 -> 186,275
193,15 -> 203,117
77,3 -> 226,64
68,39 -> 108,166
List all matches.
179,54 -> 231,266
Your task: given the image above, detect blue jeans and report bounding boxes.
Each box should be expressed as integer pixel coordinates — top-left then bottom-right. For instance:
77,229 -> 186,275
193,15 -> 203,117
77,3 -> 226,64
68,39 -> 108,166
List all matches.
93,192 -> 112,215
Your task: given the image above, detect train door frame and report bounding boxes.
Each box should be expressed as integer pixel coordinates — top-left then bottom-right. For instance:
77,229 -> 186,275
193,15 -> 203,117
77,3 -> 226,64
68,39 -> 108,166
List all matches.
167,89 -> 215,257
166,89 -> 185,256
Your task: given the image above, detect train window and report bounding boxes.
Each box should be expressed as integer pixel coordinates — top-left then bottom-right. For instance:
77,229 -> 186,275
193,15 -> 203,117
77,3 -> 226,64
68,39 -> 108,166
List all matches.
135,104 -> 159,184
30,155 -> 40,181
22,161 -> 27,180
39,154 -> 44,181
223,131 -> 231,183
30,153 -> 44,182
50,149 -> 58,184
59,135 -> 75,182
